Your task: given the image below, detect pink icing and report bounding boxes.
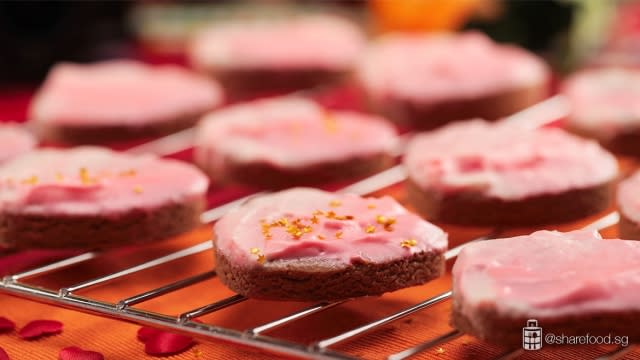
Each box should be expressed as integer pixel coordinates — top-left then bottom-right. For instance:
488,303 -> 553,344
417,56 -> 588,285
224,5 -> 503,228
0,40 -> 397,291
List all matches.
404,119 -> 618,200
453,230 -> 640,318
0,125 -> 36,164
189,15 -> 365,71
563,68 -> 640,138
29,60 -> 223,126
617,170 -> 640,225
214,188 -> 447,268
357,32 -> 549,103
0,147 -> 209,215
195,97 -> 398,172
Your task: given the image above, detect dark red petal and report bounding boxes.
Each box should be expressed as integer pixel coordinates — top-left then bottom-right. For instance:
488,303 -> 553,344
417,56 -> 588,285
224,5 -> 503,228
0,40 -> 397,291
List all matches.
18,320 -> 63,340
136,326 -> 163,343
0,347 -> 9,360
144,332 -> 194,356
0,317 -> 15,333
58,347 -> 104,360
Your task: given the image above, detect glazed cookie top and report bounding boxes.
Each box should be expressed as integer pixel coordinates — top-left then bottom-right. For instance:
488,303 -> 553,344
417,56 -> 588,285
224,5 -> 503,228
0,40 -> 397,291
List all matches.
563,68 -> 640,139
30,60 -> 223,126
617,170 -> 640,225
0,147 -> 209,215
453,230 -> 640,318
0,124 -> 36,164
195,97 -> 398,171
189,15 -> 366,71
214,188 -> 447,268
404,120 -> 618,200
357,32 -> 549,103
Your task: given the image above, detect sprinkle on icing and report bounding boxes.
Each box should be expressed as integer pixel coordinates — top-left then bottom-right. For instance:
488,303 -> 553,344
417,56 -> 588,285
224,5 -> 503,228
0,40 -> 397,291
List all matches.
119,169 -> 137,177
21,175 -> 38,185
55,172 -> 64,182
400,239 -> 417,248
323,113 -> 338,134
335,231 -> 343,239
133,185 -> 144,194
329,200 -> 342,207
365,225 -> 376,234
376,215 -> 396,231
367,204 -> 376,209
249,247 -> 266,264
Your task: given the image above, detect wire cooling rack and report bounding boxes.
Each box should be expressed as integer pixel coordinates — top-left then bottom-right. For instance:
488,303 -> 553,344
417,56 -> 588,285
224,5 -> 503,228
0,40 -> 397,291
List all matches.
1,95 -> 633,359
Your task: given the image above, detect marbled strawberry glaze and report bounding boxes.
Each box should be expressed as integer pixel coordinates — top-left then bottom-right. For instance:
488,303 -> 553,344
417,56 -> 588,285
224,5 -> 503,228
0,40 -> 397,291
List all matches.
190,15 -> 365,71
404,120 -> 618,200
453,230 -> 640,318
195,97 -> 397,173
0,125 -> 36,164
30,60 -> 223,126
0,147 -> 209,215
214,188 -> 447,268
358,32 -> 549,103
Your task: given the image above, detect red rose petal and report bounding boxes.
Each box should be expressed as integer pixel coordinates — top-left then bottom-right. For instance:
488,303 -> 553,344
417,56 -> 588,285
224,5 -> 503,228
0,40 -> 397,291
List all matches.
0,317 -> 15,333
58,347 -> 104,360
18,320 -> 63,340
136,326 -> 163,343
0,347 -> 9,360
144,332 -> 194,356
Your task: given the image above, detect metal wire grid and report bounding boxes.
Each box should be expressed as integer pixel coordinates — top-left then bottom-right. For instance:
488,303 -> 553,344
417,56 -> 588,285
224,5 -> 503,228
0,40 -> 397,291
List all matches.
0,95 -> 632,359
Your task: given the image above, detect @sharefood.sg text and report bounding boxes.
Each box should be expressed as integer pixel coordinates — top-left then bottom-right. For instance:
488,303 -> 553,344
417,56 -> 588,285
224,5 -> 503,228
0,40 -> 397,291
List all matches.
522,319 -> 629,350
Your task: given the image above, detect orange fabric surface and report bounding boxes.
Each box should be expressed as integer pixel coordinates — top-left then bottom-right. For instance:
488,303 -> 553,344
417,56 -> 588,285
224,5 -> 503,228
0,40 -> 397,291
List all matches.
1,179 -> 640,359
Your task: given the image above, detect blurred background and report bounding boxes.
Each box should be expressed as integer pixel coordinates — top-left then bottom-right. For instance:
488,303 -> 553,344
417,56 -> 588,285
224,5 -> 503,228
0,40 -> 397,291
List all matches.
0,0 -> 636,85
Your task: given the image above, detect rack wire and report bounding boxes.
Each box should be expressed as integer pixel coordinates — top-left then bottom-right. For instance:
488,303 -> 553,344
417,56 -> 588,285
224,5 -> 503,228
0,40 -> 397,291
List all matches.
1,95 -> 634,359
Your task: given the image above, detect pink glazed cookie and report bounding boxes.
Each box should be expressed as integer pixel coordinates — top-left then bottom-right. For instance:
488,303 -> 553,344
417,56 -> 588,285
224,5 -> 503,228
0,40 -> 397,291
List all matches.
404,119 -> 618,226
562,67 -> 640,157
213,188 -> 447,300
0,124 -> 36,164
356,32 -> 550,129
29,60 -> 223,144
189,15 -> 365,98
452,230 -> 640,346
616,170 -> 640,239
194,97 -> 398,188
0,147 -> 209,249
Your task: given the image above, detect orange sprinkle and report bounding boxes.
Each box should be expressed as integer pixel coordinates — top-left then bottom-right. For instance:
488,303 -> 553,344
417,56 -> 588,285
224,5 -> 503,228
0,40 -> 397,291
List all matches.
133,185 -> 143,194
326,211 -> 336,219
329,200 -> 342,207
323,113 -> 338,133
317,234 -> 326,240
367,204 -> 376,209
250,248 -> 266,264
400,239 -> 417,248
55,172 -> 64,182
365,225 -> 376,234
436,347 -> 445,355
311,215 -> 319,224
313,210 -> 324,216
21,175 -> 38,185
250,248 -> 260,255
119,169 -> 137,177
335,231 -> 343,239
376,215 -> 388,224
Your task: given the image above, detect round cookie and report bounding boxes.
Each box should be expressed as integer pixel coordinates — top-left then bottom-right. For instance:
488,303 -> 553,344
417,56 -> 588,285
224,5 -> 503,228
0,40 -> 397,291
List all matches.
29,60 -> 223,144
213,188 -> 447,301
562,67 -> 640,157
404,119 -> 618,226
194,97 -> 398,188
356,32 -> 550,130
616,170 -> 640,239
452,229 -> 640,347
189,15 -> 365,99
0,147 -> 209,249
0,124 -> 36,164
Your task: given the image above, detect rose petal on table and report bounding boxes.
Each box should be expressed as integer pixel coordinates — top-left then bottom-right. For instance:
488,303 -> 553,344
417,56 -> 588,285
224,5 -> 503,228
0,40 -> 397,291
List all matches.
136,326 -> 163,343
0,317 -> 15,333
58,347 -> 104,360
0,347 -> 9,360
18,320 -> 63,340
144,332 -> 194,356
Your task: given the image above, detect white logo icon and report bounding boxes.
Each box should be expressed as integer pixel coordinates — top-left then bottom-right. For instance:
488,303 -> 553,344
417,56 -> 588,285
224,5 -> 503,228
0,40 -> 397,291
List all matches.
522,319 -> 543,350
